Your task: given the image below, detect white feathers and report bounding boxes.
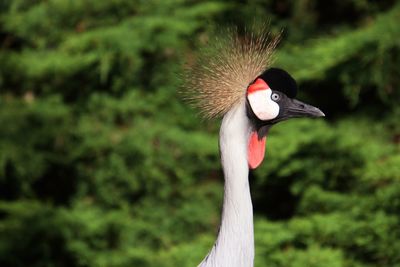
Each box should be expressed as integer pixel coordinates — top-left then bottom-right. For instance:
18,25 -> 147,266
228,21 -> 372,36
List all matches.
199,103 -> 254,267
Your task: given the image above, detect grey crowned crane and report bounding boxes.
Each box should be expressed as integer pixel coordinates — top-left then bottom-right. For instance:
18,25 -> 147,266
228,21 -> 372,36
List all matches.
183,28 -> 324,267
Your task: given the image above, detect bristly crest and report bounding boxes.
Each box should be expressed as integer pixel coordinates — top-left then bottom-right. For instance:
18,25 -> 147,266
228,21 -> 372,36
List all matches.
182,26 -> 281,119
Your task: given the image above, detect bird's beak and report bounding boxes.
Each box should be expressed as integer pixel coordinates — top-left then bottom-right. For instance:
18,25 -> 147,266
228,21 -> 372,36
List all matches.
281,98 -> 325,120
250,96 -> 325,140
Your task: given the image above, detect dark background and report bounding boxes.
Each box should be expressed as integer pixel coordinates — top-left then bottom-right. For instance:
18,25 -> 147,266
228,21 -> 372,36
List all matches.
0,0 -> 399,266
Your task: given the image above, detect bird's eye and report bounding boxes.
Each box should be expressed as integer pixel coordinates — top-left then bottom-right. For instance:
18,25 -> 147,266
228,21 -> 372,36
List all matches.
271,93 -> 280,101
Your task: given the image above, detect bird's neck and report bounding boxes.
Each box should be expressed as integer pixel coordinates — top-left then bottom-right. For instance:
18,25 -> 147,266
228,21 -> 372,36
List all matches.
200,102 -> 254,267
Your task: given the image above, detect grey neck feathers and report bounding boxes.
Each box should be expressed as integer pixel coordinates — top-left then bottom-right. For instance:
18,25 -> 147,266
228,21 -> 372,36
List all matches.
199,102 -> 254,267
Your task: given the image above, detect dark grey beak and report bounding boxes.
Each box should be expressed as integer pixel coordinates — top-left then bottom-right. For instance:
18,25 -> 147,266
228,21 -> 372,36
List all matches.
248,96 -> 325,140
284,98 -> 325,118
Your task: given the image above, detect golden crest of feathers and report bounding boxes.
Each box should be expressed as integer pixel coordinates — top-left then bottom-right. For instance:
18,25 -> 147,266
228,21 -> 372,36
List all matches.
182,27 -> 281,119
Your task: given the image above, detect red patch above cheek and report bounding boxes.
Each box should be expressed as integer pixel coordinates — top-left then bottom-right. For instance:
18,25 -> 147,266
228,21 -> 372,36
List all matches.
247,78 -> 270,94
248,131 -> 266,169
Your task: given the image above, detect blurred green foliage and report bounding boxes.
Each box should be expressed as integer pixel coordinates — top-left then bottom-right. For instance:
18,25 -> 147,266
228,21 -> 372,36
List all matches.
0,0 -> 399,266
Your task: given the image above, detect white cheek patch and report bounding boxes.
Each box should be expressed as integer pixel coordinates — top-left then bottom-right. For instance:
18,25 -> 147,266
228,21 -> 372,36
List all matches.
247,89 -> 280,121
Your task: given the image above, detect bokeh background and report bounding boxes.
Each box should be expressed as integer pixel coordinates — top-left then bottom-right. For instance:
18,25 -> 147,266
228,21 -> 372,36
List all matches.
1,0 -> 400,266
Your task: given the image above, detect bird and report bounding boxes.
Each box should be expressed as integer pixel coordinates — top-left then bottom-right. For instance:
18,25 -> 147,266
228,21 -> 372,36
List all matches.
183,27 -> 324,267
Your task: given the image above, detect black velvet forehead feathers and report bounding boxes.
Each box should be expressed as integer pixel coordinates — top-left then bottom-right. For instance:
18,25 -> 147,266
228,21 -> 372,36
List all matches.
258,68 -> 297,98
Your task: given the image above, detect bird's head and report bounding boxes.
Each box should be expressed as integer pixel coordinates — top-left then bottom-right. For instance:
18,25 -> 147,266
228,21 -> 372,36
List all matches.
247,68 -> 325,128
245,68 -> 324,168
182,28 -> 324,169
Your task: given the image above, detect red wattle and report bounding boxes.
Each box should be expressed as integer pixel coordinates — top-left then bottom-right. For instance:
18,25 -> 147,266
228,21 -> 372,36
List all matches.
248,131 -> 266,169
